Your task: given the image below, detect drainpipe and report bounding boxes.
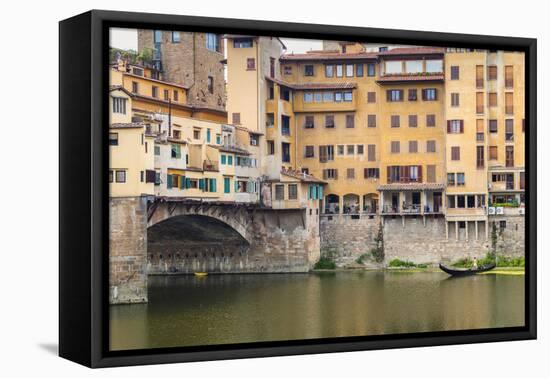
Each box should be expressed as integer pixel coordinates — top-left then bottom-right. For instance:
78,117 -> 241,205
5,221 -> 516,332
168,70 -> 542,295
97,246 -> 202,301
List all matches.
168,98 -> 172,137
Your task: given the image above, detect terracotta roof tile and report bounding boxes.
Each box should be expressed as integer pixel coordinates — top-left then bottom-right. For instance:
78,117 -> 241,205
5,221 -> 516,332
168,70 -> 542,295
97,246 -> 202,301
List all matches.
377,47 -> 445,56
281,168 -> 326,184
281,51 -> 377,61
110,122 -> 146,129
376,74 -> 444,83
265,76 -> 356,90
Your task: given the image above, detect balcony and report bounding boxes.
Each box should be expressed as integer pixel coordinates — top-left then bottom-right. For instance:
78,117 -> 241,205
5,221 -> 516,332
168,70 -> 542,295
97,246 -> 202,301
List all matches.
203,160 -> 219,172
376,72 -> 444,84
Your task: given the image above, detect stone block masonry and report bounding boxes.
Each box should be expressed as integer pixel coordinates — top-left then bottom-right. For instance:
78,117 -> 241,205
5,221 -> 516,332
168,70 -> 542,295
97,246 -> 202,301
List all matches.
109,197 -> 148,304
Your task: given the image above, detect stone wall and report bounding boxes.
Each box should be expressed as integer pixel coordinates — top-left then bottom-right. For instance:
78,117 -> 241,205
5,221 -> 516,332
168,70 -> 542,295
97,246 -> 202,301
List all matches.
319,214 -> 525,266
109,197 -> 148,304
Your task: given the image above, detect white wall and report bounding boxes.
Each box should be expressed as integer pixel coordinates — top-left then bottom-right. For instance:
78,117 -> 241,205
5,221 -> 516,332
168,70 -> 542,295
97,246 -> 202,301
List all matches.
2,1 -> 546,377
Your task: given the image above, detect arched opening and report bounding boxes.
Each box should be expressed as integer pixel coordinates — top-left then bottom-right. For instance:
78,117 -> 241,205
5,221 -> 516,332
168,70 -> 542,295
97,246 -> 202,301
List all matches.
363,193 -> 379,214
147,215 -> 250,274
324,194 -> 340,214
343,194 -> 360,214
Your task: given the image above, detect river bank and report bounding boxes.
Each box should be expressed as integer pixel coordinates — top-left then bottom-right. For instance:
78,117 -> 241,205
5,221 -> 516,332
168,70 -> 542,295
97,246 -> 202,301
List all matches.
313,266 -> 525,275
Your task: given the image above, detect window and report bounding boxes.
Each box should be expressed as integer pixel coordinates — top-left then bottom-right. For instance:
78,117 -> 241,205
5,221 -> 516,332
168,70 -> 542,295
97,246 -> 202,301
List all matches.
488,92 -> 497,107
267,140 -> 275,155
422,88 -> 437,101
288,184 -> 298,200
505,119 -> 514,141
476,92 -> 484,113
364,168 -> 379,179
347,145 -> 355,155
505,65 -> 514,88
163,89 -> 169,101
314,92 -> 322,102
447,173 -> 455,186
336,64 -> 343,77
319,145 -> 334,162
266,113 -> 274,127
357,145 -> 364,155
343,91 -> 353,102
207,76 -> 213,94
476,119 -> 485,141
489,146 -> 498,160
323,169 -> 338,180
273,184 -> 284,200
387,89 -> 403,102
232,113 -> 241,124
405,60 -> 423,74
476,145 -> 485,168
305,115 -> 314,129
112,97 -> 127,114
447,120 -> 464,134
304,92 -> 313,103
520,172 -> 525,190
325,115 -> 335,128
427,165 -> 436,183
476,65 -> 484,88
489,119 -> 498,133
385,61 -> 402,74
506,146 -> 514,167
457,173 -> 465,186
488,65 -> 497,81
154,145 -> 160,155
426,114 -> 436,127
367,92 -> 376,103
283,66 -> 292,75
282,143 -> 291,163
356,64 -> 363,77
409,140 -> 418,153
206,33 -> 220,52
346,64 -> 354,77
115,170 -> 126,183
152,86 -> 158,98
451,146 -> 460,161
206,129 -> 211,143
345,168 -> 355,179
391,141 -> 400,153
368,114 -> 377,128
305,145 -> 315,158
451,93 -> 460,107
408,115 -> 417,128
172,129 -> 181,139
154,30 -> 162,43
368,145 -> 376,161
325,65 -> 334,78
280,88 -> 291,101
171,31 -> 180,43
337,145 -> 345,156
193,129 -> 200,139
425,59 -> 443,73
270,57 -> 275,78
233,38 -> 253,48
268,84 -> 274,99
250,134 -> 259,146
246,58 -> 255,70
391,115 -> 400,128
109,133 -> 118,146
281,115 -> 290,135
426,140 -> 436,153
171,144 -> 181,158
346,114 -> 355,128
131,81 -> 138,93
408,89 -> 417,101
505,92 -> 514,115
323,92 -> 334,102
304,65 -> 314,76
450,66 -> 459,80
173,90 -> 179,101
367,63 -> 376,77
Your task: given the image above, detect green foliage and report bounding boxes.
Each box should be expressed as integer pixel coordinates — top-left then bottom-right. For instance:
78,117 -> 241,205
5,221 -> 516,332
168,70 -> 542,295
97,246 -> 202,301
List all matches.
388,259 -> 417,268
371,222 -> 385,263
496,256 -> 525,267
416,263 -> 428,269
314,256 -> 336,270
355,253 -> 371,265
109,47 -> 155,66
491,200 -> 519,207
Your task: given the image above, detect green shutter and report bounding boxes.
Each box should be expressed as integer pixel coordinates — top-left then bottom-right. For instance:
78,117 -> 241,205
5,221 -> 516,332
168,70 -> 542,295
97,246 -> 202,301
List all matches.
207,129 -> 211,143
224,178 -> 230,193
180,176 -> 185,189
234,180 -> 238,192
211,178 -> 217,192
228,155 -> 233,165
176,145 -> 181,159
167,174 -> 173,189
221,155 -> 226,165
318,185 -> 323,199
185,177 -> 191,188
199,178 -> 205,190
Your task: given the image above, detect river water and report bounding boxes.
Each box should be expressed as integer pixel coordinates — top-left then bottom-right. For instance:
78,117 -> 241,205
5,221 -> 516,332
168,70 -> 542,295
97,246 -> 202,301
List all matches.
109,271 -> 524,351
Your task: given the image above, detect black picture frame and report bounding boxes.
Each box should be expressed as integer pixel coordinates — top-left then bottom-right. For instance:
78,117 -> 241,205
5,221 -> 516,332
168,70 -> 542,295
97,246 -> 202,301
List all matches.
59,9 -> 537,368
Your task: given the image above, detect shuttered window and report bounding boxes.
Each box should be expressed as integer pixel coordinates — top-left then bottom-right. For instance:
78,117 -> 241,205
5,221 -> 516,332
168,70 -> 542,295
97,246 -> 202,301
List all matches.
451,146 -> 460,161
488,92 -> 497,107
391,115 -> 400,128
367,114 -> 377,128
505,92 -> 514,115
346,114 -> 355,128
447,120 -> 464,133
489,146 -> 498,160
426,114 -> 436,127
347,168 -> 355,179
476,146 -> 485,168
505,119 -> 514,141
367,92 -> 376,103
476,119 -> 485,141
476,65 -> 484,88
505,65 -> 514,88
422,88 -> 437,101
409,140 -> 418,153
325,115 -> 335,128
451,93 -> 460,107
506,146 -> 514,167
476,92 -> 484,113
488,65 -> 497,80
408,115 -> 418,128
368,144 -> 376,161
426,140 -> 436,153
232,112 -> 241,124
391,141 -> 400,153
427,165 -> 436,183
450,66 -> 459,80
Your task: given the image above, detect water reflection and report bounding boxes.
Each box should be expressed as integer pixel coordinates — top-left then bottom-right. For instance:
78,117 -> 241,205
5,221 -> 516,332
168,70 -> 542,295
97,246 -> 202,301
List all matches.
110,271 -> 524,351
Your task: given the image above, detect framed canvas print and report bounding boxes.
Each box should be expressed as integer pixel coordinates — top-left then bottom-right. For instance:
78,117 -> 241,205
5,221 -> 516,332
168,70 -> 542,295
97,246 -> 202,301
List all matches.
59,10 -> 537,368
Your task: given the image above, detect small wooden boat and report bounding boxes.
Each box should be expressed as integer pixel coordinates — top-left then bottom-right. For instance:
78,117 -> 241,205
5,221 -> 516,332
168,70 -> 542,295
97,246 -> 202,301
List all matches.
194,272 -> 208,277
439,263 -> 496,277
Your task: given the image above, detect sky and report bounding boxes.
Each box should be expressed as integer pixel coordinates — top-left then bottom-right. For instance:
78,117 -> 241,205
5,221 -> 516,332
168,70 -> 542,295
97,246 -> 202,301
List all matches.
109,27 -> 322,53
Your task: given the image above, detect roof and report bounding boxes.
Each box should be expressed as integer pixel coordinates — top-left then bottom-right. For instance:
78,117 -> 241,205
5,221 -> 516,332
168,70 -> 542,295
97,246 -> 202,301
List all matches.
376,74 -> 444,83
280,169 -> 326,184
122,71 -> 189,90
377,47 -> 445,56
222,35 -> 286,49
110,122 -> 146,129
265,76 -> 356,91
280,51 -> 378,62
377,183 -> 445,191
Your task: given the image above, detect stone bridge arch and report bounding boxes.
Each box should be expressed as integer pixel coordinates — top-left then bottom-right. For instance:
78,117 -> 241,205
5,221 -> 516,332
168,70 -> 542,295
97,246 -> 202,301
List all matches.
148,201 -> 253,244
